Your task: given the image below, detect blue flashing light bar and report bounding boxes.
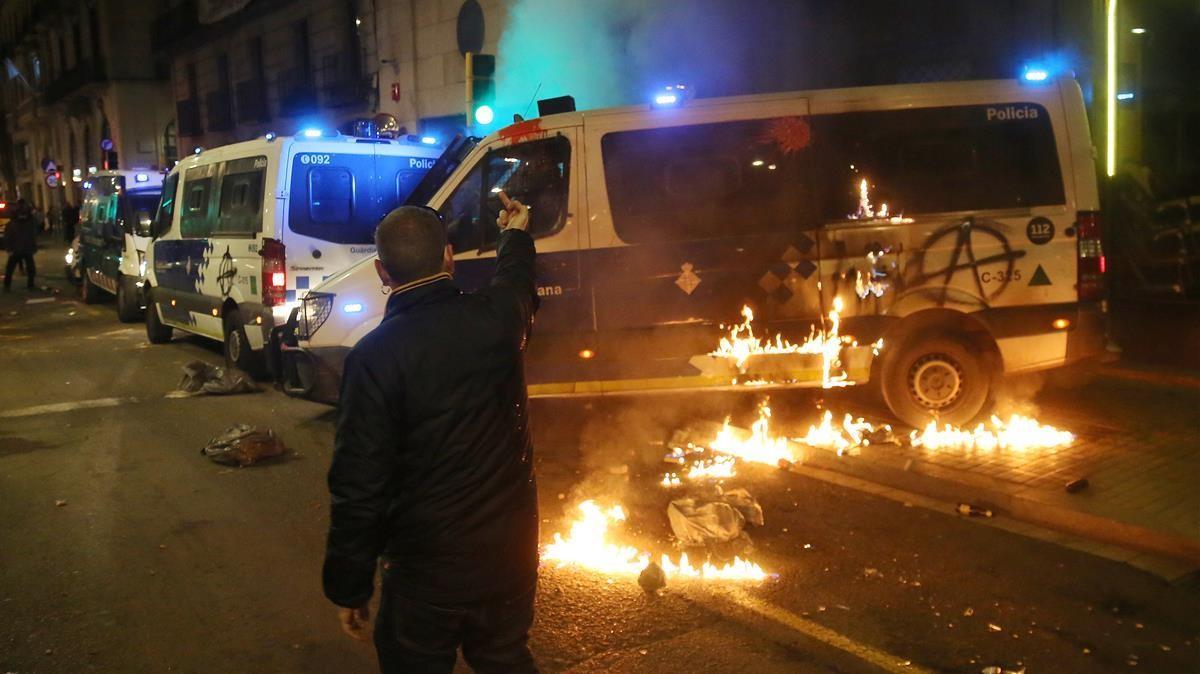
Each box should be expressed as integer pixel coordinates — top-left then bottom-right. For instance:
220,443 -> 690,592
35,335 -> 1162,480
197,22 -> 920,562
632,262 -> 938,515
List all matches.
1022,67 -> 1050,82
134,173 -> 149,183
1116,92 -> 1135,101
343,302 -> 364,314
420,136 -> 438,145
301,128 -> 323,138
654,93 -> 679,106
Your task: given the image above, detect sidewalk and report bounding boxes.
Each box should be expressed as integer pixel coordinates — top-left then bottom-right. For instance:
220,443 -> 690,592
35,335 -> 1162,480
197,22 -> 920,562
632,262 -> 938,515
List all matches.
788,370 -> 1200,579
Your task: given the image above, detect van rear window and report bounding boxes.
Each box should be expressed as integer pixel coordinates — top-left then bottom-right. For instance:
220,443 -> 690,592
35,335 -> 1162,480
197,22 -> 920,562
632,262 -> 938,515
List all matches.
288,153 -> 435,244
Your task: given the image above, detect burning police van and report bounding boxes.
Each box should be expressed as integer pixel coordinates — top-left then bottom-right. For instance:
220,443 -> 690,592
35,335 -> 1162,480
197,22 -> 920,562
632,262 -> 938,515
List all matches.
141,130 -> 441,373
278,77 -> 1107,427
75,170 -> 163,321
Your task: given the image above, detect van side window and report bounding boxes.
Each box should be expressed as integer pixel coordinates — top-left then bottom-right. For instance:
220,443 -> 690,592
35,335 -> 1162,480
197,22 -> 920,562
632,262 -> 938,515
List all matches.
396,170 -> 424,203
810,104 -> 1065,219
602,119 -> 815,244
181,177 -> 215,238
217,159 -> 266,235
154,173 -> 179,237
309,167 -> 353,224
438,136 -> 570,253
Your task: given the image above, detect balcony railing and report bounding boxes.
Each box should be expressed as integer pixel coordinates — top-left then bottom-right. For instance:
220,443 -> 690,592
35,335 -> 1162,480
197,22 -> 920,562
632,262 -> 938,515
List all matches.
177,97 -> 202,136
236,79 -> 270,123
206,89 -> 234,131
277,67 -> 317,118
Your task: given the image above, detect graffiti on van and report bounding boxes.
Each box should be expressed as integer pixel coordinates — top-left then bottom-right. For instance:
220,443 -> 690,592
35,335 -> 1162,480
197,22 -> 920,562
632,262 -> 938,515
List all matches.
217,247 -> 237,296
905,218 -> 1026,306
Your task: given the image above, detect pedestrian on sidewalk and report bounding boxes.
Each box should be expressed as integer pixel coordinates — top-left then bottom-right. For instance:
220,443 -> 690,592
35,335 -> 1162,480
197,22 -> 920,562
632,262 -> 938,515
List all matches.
323,193 -> 540,674
4,199 -> 39,291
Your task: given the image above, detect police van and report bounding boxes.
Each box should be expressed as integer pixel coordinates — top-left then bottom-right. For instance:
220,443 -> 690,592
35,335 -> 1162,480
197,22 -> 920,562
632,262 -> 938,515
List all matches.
76,170 -> 163,321
142,131 -> 441,372
279,77 -> 1107,426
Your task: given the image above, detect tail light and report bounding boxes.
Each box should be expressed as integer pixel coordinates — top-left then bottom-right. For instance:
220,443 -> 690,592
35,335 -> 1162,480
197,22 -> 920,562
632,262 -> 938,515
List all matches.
1076,210 -> 1105,302
260,238 -> 286,306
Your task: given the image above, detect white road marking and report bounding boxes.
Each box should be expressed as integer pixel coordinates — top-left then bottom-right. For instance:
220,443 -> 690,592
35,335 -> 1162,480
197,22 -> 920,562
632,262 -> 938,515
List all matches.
710,587 -> 935,674
25,297 -> 55,304
0,397 -> 136,418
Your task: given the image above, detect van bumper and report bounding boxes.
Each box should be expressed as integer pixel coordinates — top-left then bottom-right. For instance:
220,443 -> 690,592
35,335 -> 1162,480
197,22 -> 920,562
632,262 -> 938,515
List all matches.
1064,302 -> 1108,364
270,312 -> 346,404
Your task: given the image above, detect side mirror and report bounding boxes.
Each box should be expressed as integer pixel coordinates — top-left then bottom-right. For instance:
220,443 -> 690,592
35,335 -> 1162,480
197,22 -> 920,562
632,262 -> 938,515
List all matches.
134,212 -> 154,238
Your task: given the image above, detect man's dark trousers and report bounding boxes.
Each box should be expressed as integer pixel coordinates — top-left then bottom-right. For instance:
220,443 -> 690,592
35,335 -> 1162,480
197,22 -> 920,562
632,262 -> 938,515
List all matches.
374,576 -> 537,674
4,253 -> 35,288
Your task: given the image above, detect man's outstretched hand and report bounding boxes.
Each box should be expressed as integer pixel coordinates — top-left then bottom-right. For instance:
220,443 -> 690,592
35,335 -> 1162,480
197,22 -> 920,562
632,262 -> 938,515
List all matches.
338,603 -> 372,642
496,190 -> 529,232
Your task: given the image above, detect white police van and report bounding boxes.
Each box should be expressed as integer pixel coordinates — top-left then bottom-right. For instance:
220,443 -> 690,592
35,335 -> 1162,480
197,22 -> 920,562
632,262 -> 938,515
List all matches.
75,170 -> 163,321
280,77 -> 1107,427
142,130 -> 441,373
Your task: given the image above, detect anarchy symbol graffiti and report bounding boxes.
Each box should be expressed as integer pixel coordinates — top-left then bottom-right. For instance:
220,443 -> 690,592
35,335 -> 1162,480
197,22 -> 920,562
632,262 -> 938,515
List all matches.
909,218 -> 1026,307
217,247 -> 237,297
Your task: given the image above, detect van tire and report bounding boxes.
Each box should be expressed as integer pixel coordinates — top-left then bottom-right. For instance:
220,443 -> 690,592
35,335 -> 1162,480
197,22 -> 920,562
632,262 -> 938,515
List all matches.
116,275 -> 142,323
145,291 -> 173,344
223,309 -> 264,377
880,335 -> 991,428
80,267 -> 103,304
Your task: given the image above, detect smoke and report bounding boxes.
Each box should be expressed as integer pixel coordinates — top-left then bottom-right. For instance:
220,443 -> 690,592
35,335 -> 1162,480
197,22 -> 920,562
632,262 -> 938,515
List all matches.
495,0 -> 808,118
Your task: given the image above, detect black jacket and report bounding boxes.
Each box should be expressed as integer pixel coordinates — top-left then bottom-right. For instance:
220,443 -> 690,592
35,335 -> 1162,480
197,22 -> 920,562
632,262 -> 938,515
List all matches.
4,214 -> 38,254
323,228 -> 539,608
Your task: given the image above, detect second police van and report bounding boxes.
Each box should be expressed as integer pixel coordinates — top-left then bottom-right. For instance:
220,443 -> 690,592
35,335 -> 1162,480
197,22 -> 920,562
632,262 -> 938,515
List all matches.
142,130 -> 441,372
280,77 -> 1107,427
75,170 -> 163,321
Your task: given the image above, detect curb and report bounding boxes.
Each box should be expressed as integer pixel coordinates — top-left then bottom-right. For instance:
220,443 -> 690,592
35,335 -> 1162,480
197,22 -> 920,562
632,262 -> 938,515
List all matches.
798,442 -> 1200,569
1092,365 -> 1200,390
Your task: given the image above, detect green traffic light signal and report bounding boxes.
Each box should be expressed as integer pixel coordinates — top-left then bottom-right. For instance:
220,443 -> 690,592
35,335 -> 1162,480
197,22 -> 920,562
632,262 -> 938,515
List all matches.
466,53 -> 496,128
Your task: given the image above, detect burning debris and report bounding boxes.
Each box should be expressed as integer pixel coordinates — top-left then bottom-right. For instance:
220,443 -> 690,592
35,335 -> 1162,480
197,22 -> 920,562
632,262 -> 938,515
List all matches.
542,500 -> 768,582
711,401 -> 798,466
796,410 -> 891,457
909,414 -> 1075,452
848,178 -> 913,224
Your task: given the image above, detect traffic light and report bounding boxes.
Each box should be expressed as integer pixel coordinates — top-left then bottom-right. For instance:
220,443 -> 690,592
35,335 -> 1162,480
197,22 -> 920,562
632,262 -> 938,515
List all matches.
466,52 -> 495,127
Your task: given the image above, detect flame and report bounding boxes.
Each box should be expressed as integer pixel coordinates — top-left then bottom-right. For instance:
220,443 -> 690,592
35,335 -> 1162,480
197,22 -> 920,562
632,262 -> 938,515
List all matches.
909,414 -> 1075,452
686,455 -> 738,480
660,473 -> 682,488
711,400 -> 798,466
709,300 -> 854,388
848,177 -> 913,223
797,410 -> 886,456
543,500 -> 768,581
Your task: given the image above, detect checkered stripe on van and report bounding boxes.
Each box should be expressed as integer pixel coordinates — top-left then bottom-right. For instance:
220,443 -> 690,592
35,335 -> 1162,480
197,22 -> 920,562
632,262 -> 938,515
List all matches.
758,235 -> 820,316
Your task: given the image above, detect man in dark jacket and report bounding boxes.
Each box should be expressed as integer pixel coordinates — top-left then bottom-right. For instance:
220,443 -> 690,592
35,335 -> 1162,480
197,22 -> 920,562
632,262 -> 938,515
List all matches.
324,194 -> 539,673
4,200 -> 39,290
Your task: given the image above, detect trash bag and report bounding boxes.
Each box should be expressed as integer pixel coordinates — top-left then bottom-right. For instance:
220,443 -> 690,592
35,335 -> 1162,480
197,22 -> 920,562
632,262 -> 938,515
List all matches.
668,498 -> 745,546
169,360 -> 256,398
201,424 -> 285,467
720,488 -> 764,527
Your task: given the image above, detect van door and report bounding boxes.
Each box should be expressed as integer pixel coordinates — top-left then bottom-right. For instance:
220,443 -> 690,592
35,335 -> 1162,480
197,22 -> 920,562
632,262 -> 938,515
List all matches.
81,177 -> 124,294
810,102 -> 1076,375
584,103 -> 823,390
435,128 -> 586,388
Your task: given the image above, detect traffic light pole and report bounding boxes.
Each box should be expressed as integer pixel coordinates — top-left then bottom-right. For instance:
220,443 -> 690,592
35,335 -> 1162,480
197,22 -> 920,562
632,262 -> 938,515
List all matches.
465,52 -> 476,132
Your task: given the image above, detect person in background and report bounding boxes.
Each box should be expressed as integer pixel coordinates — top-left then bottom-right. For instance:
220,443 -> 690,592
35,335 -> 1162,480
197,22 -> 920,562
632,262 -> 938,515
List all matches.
4,199 -> 39,291
62,202 -> 80,243
323,192 -> 540,674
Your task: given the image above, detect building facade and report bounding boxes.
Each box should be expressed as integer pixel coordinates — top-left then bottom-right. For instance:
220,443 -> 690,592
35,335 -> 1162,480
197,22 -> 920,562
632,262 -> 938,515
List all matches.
152,0 -> 378,151
0,0 -> 174,210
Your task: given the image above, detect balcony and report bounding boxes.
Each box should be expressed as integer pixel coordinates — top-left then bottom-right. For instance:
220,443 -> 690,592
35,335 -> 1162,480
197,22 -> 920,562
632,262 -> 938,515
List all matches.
277,67 -> 317,118
177,97 -> 202,136
319,52 -> 368,109
41,62 -> 107,105
236,80 -> 270,123
206,90 -> 234,131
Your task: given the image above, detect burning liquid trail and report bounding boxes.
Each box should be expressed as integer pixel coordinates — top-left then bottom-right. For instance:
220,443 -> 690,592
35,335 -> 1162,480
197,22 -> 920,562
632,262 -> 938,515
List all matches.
543,500 -> 768,581
797,410 -> 885,456
709,300 -> 856,388
711,401 -> 798,466
909,414 -> 1075,452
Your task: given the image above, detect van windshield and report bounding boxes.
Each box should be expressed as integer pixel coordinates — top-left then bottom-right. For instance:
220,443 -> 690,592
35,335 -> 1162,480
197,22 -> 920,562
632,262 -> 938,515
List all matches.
287,152 -> 434,244
438,136 -> 570,253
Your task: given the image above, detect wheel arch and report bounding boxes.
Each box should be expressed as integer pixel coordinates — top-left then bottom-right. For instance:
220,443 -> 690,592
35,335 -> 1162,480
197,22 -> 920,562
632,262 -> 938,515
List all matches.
872,308 -> 1002,383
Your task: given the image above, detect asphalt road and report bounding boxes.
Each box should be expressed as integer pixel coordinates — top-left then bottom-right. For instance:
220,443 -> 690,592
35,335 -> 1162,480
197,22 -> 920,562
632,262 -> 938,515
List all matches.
1,265 -> 1198,673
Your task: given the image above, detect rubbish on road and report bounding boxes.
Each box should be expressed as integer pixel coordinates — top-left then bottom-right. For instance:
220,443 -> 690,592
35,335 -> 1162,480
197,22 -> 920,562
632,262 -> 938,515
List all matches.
168,360 -> 256,398
637,560 -> 666,593
987,623 -> 1003,632
667,498 -> 745,546
963,607 -> 975,616
201,424 -> 286,467
720,488 -> 764,527
981,666 -> 1025,674
956,503 -> 994,518
1065,477 -> 1090,493
54,499 -> 67,507
863,567 -> 882,579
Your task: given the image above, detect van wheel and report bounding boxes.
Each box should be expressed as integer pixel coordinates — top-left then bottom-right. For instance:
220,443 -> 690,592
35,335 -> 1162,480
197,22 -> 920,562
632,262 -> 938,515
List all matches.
223,309 -> 264,377
145,290 -> 173,344
81,267 -> 103,304
116,275 -> 142,323
880,336 -> 991,428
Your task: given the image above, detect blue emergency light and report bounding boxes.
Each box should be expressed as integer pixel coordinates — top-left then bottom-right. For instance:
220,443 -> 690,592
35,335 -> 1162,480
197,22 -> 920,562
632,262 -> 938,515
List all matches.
301,128 -> 323,138
420,136 -> 438,145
